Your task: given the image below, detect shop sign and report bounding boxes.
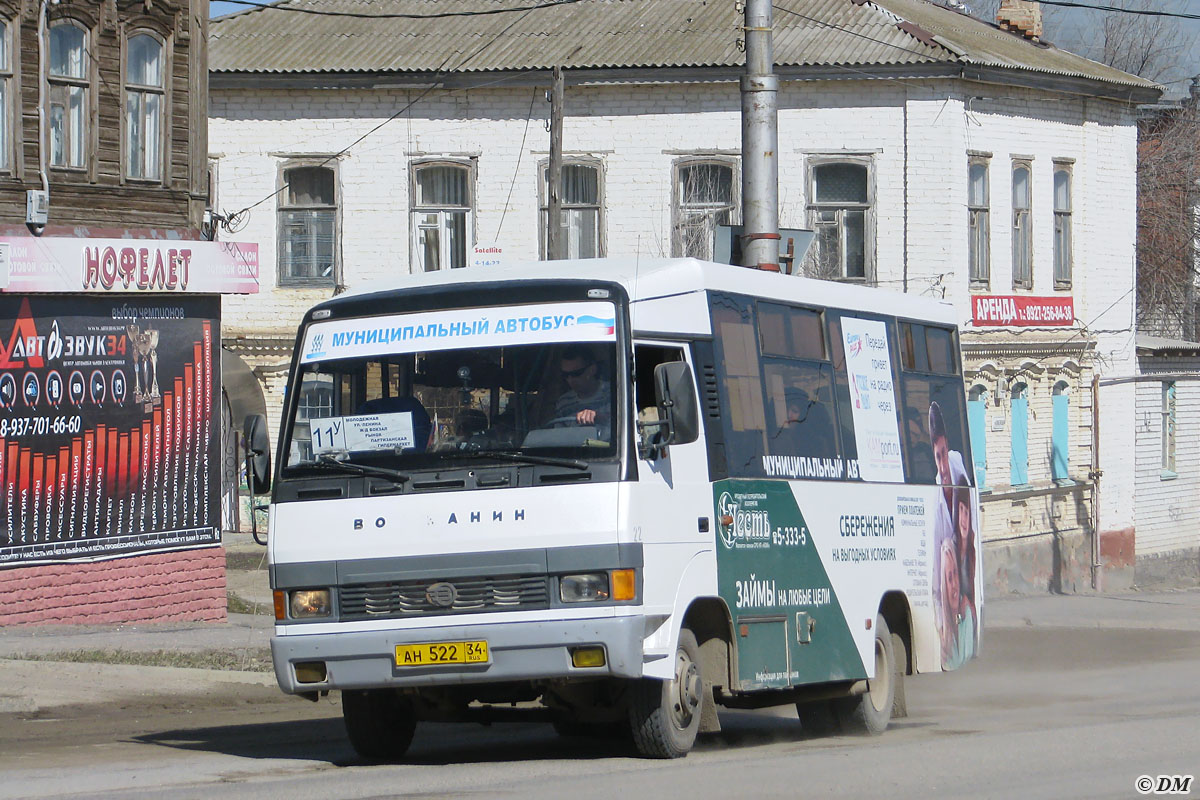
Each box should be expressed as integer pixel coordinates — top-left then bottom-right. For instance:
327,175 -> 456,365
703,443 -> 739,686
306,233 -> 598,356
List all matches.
971,295 -> 1074,327
0,237 -> 259,294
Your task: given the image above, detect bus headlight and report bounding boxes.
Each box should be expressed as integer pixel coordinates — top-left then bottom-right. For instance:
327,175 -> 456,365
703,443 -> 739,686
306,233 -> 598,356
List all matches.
289,589 -> 331,618
560,574 -> 610,602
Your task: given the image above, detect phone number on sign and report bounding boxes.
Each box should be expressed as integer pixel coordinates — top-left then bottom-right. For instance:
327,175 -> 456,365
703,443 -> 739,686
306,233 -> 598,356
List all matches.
0,415 -> 83,438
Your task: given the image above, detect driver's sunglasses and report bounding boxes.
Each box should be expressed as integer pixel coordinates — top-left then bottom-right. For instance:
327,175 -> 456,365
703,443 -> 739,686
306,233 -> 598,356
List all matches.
561,364 -> 591,379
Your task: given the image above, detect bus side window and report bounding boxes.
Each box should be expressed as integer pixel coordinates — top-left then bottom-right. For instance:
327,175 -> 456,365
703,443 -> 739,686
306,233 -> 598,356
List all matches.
711,300 -> 768,462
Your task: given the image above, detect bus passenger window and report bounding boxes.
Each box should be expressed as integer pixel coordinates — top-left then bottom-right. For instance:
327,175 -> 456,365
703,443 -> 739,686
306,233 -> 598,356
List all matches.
764,362 -> 837,458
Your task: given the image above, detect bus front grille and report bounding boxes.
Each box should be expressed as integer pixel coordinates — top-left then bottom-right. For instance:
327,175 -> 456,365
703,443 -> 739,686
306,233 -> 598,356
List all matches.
338,575 -> 551,619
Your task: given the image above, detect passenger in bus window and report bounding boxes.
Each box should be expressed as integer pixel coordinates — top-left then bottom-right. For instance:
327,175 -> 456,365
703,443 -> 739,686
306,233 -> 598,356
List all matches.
776,387 -> 835,457
553,345 -> 612,430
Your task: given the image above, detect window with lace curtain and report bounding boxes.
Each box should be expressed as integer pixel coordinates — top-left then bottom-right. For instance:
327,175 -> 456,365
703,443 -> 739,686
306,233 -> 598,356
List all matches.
806,159 -> 873,281
49,20 -> 89,169
540,160 -> 603,259
278,162 -> 338,285
411,161 -> 473,271
125,32 -> 164,181
672,158 -> 736,260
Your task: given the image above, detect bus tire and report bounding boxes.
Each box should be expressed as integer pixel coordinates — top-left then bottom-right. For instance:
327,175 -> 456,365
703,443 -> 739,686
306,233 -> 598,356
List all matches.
628,628 -> 703,758
342,689 -> 417,762
835,614 -> 895,735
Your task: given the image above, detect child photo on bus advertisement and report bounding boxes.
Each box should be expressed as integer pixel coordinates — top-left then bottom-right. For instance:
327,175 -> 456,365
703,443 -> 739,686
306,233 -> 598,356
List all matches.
926,398 -> 980,669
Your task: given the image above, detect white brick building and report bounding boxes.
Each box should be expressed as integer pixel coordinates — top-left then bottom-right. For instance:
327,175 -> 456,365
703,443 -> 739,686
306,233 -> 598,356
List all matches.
209,0 -> 1161,593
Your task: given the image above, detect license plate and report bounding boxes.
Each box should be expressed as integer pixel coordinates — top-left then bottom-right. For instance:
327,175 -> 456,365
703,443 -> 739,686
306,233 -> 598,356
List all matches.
394,640 -> 489,667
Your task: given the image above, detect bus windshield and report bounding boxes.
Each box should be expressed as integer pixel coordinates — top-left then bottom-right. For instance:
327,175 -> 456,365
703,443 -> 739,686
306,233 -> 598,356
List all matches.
283,339 -> 619,471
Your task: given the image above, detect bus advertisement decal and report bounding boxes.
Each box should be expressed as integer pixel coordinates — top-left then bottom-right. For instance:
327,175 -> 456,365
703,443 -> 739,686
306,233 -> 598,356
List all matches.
714,479 -> 863,690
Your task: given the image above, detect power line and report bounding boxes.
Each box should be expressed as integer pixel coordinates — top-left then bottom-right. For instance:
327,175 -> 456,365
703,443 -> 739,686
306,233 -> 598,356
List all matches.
217,0 -> 586,20
222,3 -> 543,227
1037,0 -> 1200,19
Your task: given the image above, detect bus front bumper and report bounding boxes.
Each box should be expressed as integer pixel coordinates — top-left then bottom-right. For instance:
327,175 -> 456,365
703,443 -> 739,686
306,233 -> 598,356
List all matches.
271,615 -> 646,694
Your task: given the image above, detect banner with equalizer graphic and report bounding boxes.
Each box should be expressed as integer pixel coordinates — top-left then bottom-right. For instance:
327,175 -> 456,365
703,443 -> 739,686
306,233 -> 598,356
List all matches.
0,295 -> 221,566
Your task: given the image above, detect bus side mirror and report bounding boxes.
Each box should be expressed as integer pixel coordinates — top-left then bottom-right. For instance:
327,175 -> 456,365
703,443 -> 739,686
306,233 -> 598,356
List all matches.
644,361 -> 699,455
243,414 -> 272,494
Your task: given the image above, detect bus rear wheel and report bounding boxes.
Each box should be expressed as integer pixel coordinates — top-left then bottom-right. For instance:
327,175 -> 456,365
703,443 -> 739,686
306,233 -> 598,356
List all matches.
628,628 -> 703,758
834,614 -> 895,735
342,689 -> 417,762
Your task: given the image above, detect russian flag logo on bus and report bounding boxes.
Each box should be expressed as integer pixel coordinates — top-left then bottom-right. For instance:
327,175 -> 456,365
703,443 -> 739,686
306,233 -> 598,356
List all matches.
577,315 -> 616,335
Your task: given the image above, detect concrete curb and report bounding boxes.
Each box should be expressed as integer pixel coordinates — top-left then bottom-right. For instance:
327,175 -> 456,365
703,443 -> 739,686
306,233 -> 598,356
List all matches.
0,658 -> 277,713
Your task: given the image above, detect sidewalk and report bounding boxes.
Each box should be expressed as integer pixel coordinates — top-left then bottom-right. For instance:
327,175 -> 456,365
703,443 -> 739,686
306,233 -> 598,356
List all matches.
1,584 -> 1197,714
983,587 -> 1200,632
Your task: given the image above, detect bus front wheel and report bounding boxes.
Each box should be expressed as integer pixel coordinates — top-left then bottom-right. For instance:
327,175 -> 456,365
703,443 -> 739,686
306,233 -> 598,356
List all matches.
628,628 -> 703,758
835,614 -> 895,735
342,689 -> 417,762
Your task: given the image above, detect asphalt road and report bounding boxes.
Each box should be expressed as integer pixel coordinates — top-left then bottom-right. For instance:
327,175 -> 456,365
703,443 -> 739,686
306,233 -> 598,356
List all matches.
2,592 -> 1197,800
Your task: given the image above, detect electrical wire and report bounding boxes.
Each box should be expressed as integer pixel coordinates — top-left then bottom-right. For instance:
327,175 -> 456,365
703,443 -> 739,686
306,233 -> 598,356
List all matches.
496,87 -> 540,240
1036,0 -> 1200,20
217,0 -> 587,19
222,3 -> 543,227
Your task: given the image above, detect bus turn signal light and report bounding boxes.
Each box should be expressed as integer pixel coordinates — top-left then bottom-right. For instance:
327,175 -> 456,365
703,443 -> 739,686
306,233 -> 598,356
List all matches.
611,569 -> 636,601
273,590 -> 287,620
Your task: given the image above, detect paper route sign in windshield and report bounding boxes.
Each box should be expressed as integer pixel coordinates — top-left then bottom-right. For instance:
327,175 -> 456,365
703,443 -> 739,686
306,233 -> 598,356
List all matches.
310,413 -> 416,455
301,301 -> 618,363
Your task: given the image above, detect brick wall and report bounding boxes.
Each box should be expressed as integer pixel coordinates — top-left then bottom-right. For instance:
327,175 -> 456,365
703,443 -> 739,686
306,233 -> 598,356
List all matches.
1135,357 -> 1200,560
0,547 -> 226,626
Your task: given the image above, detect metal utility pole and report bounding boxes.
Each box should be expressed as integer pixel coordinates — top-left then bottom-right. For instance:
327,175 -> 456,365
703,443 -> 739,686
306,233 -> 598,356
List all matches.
740,0 -> 779,271
547,66 -> 565,260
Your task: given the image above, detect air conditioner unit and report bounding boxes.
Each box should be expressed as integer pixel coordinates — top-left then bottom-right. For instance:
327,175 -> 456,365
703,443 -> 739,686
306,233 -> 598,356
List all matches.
26,190 -> 49,226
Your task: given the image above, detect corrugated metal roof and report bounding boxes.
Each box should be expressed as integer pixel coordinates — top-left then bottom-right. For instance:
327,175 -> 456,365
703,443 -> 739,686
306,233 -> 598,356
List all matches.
209,0 -> 1158,93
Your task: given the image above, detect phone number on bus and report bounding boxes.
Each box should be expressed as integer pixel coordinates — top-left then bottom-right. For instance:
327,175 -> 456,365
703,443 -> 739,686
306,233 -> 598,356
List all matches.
0,415 -> 84,438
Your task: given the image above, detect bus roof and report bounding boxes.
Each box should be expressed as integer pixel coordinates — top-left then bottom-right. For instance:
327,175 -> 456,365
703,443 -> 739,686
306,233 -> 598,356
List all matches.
327,258 -> 957,327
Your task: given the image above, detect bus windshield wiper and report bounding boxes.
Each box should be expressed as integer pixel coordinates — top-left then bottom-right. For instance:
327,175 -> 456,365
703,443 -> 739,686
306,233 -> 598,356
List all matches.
459,449 -> 589,471
312,453 -> 411,483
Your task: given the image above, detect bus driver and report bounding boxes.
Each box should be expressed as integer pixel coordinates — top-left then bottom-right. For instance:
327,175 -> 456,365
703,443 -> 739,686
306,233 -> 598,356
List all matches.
553,345 -> 612,433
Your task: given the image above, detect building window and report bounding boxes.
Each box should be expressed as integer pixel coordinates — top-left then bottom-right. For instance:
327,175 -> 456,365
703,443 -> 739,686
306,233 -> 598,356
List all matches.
1162,381 -> 1177,475
968,384 -> 988,489
0,20 -> 11,171
1051,381 -> 1070,482
49,21 -> 89,169
125,33 -> 164,181
1012,162 -> 1032,289
672,158 -> 736,260
278,163 -> 338,285
541,160 -> 602,259
1053,164 -> 1072,288
808,160 -> 872,281
968,159 -> 990,287
411,162 -> 473,271
1010,382 -> 1029,485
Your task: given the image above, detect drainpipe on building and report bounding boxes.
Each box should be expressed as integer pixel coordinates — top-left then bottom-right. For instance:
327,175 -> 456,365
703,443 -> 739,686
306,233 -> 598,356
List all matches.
1089,373 -> 1103,591
740,0 -> 779,271
31,0 -> 52,236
